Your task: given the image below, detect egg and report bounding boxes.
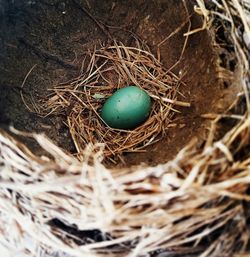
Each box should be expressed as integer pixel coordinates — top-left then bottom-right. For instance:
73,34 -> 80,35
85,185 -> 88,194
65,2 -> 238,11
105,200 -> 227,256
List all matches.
101,86 -> 151,129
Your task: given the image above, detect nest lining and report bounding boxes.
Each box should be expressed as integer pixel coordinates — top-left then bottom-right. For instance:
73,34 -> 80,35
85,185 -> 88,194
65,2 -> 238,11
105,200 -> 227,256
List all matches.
0,0 -> 250,257
44,41 -> 188,159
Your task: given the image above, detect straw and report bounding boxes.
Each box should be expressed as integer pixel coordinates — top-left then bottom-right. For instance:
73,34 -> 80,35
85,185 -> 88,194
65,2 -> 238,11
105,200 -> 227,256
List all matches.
42,40 -> 189,160
0,0 -> 249,256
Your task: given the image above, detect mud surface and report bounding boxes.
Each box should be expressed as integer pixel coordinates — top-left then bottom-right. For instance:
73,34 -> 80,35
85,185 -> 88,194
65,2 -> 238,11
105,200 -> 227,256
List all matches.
0,0 -> 236,167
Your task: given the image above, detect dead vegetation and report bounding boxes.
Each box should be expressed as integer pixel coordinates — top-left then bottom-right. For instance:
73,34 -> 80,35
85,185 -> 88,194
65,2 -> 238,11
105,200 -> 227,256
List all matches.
0,0 -> 249,257
42,40 -> 188,160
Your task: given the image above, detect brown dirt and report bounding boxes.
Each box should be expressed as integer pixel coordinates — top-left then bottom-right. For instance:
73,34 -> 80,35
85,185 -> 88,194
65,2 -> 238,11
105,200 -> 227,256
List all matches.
0,0 -> 237,167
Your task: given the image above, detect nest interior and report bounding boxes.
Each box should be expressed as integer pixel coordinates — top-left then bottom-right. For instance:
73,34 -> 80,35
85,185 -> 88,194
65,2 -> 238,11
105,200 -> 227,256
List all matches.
0,0 -> 237,167
0,1 -> 250,257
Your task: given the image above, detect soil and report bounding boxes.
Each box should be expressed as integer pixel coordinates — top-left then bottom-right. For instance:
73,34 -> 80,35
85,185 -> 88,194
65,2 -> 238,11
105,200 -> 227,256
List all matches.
0,0 -> 238,168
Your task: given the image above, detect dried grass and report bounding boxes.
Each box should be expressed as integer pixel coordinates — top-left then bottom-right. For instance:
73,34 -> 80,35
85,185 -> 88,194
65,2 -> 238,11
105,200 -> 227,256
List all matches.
42,40 -> 188,159
0,0 -> 249,257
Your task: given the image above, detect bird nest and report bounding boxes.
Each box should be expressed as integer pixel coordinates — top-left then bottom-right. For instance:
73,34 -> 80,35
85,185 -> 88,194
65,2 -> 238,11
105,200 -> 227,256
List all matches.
44,41 -> 188,159
0,1 -> 250,257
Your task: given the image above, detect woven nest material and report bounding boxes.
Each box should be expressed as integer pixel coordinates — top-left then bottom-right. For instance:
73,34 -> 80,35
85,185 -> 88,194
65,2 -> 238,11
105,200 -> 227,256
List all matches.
44,41 -> 187,159
0,1 -> 250,257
